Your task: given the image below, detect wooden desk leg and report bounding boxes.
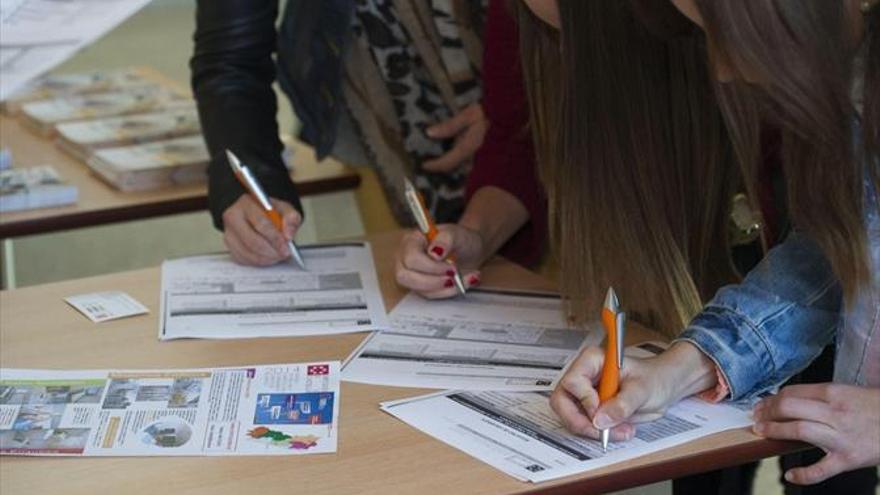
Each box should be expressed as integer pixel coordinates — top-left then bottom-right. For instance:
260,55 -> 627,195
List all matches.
2,238 -> 16,289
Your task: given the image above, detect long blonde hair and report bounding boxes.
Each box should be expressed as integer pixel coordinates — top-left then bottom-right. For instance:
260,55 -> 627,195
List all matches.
515,0 -> 876,336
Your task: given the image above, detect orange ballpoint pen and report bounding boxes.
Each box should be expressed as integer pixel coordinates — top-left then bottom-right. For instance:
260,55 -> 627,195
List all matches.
598,287 -> 626,452
403,178 -> 466,295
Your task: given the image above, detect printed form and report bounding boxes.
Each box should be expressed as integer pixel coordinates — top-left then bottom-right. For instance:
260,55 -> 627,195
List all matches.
159,243 -> 388,340
343,289 -> 603,391
0,361 -> 340,456
380,343 -> 754,483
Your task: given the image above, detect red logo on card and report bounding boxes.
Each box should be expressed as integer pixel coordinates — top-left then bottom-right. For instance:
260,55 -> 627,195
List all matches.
307,364 -> 329,375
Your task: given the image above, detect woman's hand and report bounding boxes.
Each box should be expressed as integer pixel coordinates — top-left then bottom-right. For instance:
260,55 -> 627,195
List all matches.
550,341 -> 717,442
221,195 -> 301,266
394,224 -> 485,298
753,384 -> 880,485
422,103 -> 489,173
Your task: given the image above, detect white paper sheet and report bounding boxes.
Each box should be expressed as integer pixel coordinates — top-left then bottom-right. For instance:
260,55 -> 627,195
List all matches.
159,243 -> 389,340
0,361 -> 340,456
343,289 -> 603,391
65,290 -> 149,323
380,343 -> 754,483
0,0 -> 153,100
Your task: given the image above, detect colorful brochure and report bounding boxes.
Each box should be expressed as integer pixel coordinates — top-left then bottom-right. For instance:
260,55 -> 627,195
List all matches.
0,362 -> 340,456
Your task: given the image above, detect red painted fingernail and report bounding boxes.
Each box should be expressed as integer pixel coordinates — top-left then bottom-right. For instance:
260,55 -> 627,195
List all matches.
444,279 -> 454,288
468,275 -> 480,286
431,246 -> 445,257
446,269 -> 455,277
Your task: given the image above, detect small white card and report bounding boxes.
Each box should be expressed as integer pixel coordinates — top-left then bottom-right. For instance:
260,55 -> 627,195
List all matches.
65,291 -> 149,323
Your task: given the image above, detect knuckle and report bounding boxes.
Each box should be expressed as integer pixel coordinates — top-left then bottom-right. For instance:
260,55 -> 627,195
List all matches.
560,376 -> 580,395
792,421 -> 809,439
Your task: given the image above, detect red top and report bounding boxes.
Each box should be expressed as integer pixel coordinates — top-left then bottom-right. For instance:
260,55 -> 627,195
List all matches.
468,0 -> 547,267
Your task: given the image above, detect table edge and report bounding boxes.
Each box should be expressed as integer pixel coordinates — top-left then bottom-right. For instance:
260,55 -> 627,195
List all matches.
522,438 -> 807,495
0,174 -> 360,238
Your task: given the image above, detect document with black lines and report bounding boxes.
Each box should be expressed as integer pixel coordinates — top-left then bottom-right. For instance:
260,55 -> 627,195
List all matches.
159,243 -> 388,340
343,289 -> 602,390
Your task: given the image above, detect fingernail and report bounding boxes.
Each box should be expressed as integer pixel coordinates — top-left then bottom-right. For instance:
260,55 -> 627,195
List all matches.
426,127 -> 437,137
594,413 -> 612,429
468,275 -> 480,286
446,269 -> 455,277
431,246 -> 445,257
784,471 -> 794,482
444,279 -> 454,288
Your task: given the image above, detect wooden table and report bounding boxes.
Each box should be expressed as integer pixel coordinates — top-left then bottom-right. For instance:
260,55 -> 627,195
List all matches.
0,115 -> 361,238
0,230 -> 801,495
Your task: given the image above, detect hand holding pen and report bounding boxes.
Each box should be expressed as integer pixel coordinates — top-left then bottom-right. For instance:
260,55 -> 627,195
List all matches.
394,179 -> 482,298
550,290 -> 721,452
224,150 -> 306,269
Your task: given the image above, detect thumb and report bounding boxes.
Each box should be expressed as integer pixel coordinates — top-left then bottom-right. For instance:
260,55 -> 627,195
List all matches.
426,109 -> 473,139
270,199 -> 302,240
593,381 -> 651,430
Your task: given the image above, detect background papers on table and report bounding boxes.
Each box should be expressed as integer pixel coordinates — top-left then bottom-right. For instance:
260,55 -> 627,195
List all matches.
343,289 -> 603,391
159,242 -> 389,340
0,361 -> 340,456
380,344 -> 754,483
0,0 -> 153,100
64,290 -> 148,323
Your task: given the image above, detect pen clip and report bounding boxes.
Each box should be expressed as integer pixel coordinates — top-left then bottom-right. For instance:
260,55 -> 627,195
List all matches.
403,178 -> 431,235
226,149 -> 273,211
616,312 -> 626,369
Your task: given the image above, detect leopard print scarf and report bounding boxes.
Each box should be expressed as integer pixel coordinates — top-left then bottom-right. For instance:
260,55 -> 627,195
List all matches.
349,0 -> 486,223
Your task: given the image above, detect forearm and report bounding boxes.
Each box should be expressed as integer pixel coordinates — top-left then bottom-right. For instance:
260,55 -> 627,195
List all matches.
191,0 -> 300,229
458,186 -> 529,264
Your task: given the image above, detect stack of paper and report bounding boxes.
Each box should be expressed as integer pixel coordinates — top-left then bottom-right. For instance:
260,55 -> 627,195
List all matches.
19,86 -> 191,136
87,135 -> 209,192
55,106 -> 201,161
2,68 -> 155,115
0,165 -> 78,212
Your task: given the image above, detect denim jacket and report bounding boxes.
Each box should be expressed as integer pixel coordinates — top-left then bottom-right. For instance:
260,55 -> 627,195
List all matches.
676,147 -> 880,400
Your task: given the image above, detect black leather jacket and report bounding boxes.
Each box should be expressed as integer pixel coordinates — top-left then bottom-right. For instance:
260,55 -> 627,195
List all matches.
191,0 -> 353,230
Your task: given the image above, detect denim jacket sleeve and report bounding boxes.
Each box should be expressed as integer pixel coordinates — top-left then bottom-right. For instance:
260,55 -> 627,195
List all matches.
191,0 -> 303,231
677,160 -> 880,400
675,230 -> 843,401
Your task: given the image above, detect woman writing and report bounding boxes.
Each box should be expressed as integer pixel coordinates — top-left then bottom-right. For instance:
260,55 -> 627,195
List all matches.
514,0 -> 879,487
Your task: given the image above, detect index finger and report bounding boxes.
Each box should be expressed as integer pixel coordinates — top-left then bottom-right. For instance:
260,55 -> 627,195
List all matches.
776,384 -> 835,403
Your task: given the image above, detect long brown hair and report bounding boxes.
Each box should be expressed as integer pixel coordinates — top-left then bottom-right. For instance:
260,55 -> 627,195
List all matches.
696,0 -> 879,301
515,0 -> 877,335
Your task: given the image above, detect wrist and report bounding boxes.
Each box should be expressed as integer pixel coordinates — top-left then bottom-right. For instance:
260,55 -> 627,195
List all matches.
455,221 -> 491,264
658,341 -> 719,401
